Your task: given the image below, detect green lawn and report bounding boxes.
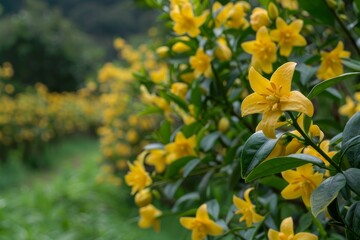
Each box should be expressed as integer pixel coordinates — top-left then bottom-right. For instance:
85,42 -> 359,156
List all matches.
0,136 -> 184,240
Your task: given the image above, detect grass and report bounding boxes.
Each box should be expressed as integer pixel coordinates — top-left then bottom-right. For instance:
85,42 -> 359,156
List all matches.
0,136 -> 184,240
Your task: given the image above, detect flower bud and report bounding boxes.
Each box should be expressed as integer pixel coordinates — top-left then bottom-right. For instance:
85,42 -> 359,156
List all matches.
250,8 -> 270,31
218,117 -> 230,133
135,188 -> 152,207
156,46 -> 169,58
326,0 -> 337,9
267,2 -> 279,20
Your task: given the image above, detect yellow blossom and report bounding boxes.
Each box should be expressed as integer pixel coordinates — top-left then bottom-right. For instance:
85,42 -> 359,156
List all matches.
180,204 -> 223,240
270,18 -> 307,57
268,217 -> 318,240
278,0 -> 299,10
339,93 -> 360,117
212,2 -> 233,27
317,41 -> 350,80
181,72 -> 196,83
146,149 -> 167,173
227,2 -> 249,29
281,164 -> 323,207
113,37 -> 126,50
242,26 -> 277,73
135,188 -> 152,207
125,161 -> 152,195
156,46 -> 169,58
138,204 -> 162,231
215,37 -> 232,61
250,8 -> 270,31
171,82 -> 188,99
170,0 -> 189,8
149,65 -> 168,84
170,3 -> 208,37
303,140 -> 337,166
233,188 -> 264,227
172,42 -> 191,53
165,132 -> 196,164
241,62 -> 314,138
190,48 -> 212,78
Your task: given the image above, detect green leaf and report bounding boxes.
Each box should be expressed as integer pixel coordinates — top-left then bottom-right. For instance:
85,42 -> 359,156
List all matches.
345,202 -> 360,239
245,154 -> 324,182
307,72 -> 360,99
165,92 -> 189,112
258,175 -> 288,191
158,120 -> 171,144
200,131 -> 221,152
163,179 -> 183,199
240,131 -> 279,178
343,58 -> 360,71
327,198 -> 344,225
340,135 -> 360,162
165,156 -> 197,178
311,173 -> 346,217
298,0 -> 334,25
343,112 -> 360,168
344,168 -> 360,196
182,158 -> 201,178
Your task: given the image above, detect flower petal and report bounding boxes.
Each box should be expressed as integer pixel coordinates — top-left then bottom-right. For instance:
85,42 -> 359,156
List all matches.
279,44 -> 293,57
270,62 -> 296,95
196,204 -> 209,221
280,217 -> 294,236
294,232 -> 318,240
242,41 -> 256,54
281,183 -> 302,199
244,187 -> 254,203
268,229 -> 281,240
289,19 -> 303,33
280,91 -> 314,117
293,35 -> 307,46
241,93 -> 269,116
257,110 -> 282,138
249,66 -> 272,95
180,217 -> 196,230
205,221 -> 223,236
281,169 -> 300,183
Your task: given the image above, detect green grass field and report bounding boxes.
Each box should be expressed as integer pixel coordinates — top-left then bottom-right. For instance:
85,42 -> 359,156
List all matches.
0,136 -> 184,240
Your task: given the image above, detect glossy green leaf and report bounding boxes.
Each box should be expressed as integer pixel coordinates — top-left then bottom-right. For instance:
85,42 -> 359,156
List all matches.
343,58 -> 360,71
245,154 -> 324,182
240,131 -> 279,178
344,168 -> 360,196
342,112 -> 360,168
307,72 -> 360,99
345,202 -> 360,239
182,158 -> 201,178
165,156 -> 197,178
311,173 -> 346,217
165,92 -> 189,112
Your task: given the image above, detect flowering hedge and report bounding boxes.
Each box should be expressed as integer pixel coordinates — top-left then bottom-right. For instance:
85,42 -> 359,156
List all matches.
116,0 -> 360,239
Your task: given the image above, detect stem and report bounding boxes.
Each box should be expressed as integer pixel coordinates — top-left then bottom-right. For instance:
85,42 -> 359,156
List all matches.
312,215 -> 327,238
287,112 -> 342,172
322,0 -> 360,56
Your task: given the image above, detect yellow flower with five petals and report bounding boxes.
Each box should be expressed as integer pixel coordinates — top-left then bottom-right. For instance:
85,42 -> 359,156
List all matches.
233,188 -> 264,227
190,48 -> 213,78
138,204 -> 162,231
242,26 -> 277,73
125,161 -> 152,195
165,132 -> 197,164
281,164 -> 323,207
268,217 -> 318,240
241,62 -> 314,138
270,18 -> 307,57
180,204 -> 223,240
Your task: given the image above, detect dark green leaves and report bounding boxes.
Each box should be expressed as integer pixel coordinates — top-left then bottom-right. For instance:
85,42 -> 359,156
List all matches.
298,0 -> 334,25
245,154 -> 324,182
311,173 -> 346,217
240,131 -> 279,178
344,168 -> 360,196
307,72 -> 360,99
342,112 -> 360,168
345,202 -> 360,240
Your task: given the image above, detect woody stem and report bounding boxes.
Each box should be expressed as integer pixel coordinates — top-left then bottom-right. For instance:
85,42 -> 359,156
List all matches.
287,112 -> 342,172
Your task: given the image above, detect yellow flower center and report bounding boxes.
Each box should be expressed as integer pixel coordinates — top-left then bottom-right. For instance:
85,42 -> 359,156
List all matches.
281,30 -> 293,43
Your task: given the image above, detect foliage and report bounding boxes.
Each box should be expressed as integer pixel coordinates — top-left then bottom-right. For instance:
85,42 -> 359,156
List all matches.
102,0 -> 360,239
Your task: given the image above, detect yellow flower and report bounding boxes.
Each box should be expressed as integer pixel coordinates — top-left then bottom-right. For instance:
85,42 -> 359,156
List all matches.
172,42 -> 191,53
270,18 -> 307,57
170,3 -> 208,37
165,132 -> 196,164
268,217 -> 318,240
317,41 -> 350,80
281,164 -> 323,207
180,204 -> 223,240
146,149 -> 167,173
113,37 -> 126,50
339,96 -> 356,118
242,26 -> 277,74
303,140 -> 337,166
149,65 -> 168,84
171,82 -> 188,99
215,37 -> 232,61
125,161 -> 152,194
278,0 -> 299,10
250,8 -> 270,31
212,2 -> 233,28
156,46 -> 169,58
190,48 -> 212,78
241,62 -> 314,138
233,188 -> 264,227
181,72 -> 196,83
138,204 -> 162,232
227,2 -> 249,29
170,0 -> 189,8
135,188 -> 152,207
